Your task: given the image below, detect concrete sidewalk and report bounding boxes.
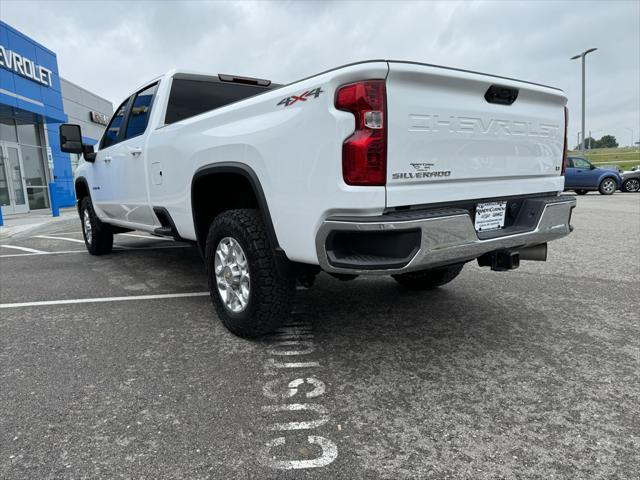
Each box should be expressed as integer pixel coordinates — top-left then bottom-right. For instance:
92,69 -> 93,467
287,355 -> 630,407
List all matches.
0,207 -> 78,241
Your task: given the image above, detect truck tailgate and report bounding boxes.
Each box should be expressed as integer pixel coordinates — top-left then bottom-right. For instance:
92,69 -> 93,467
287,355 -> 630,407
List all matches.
385,62 -> 567,207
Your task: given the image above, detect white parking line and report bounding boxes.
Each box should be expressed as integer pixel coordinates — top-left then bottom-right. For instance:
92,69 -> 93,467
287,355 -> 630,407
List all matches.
120,233 -> 174,241
0,245 -> 191,258
0,291 -> 210,309
0,245 -> 47,254
35,235 -> 85,244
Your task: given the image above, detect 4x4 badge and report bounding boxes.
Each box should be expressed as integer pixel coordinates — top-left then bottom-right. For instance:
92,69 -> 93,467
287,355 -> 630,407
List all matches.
277,87 -> 324,107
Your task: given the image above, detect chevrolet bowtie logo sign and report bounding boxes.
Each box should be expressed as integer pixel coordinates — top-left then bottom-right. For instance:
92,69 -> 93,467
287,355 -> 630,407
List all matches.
0,44 -> 53,87
410,163 -> 434,172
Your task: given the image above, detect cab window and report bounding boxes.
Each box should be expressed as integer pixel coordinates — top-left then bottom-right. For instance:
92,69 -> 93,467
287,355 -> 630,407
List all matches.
100,99 -> 130,149
165,78 -> 269,124
124,83 -> 158,140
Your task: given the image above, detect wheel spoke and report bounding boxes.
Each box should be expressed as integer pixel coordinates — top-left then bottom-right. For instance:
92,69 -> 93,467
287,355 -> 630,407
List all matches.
232,287 -> 247,308
216,250 -> 227,267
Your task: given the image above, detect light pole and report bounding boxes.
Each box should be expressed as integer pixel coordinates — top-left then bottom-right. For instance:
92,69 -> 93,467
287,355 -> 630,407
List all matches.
571,47 -> 597,152
589,128 -> 603,150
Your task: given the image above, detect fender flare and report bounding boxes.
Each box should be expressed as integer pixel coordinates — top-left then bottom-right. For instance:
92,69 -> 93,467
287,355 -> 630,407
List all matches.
74,177 -> 91,210
191,162 -> 283,256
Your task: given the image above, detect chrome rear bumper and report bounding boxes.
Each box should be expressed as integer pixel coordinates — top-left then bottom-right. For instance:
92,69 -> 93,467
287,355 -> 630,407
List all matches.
316,195 -> 576,275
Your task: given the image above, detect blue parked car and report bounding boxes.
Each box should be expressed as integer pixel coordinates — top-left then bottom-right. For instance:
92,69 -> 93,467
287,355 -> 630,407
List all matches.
564,156 -> 622,195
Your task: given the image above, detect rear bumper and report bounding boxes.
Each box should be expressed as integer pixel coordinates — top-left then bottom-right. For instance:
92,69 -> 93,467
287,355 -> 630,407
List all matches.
316,195 -> 576,275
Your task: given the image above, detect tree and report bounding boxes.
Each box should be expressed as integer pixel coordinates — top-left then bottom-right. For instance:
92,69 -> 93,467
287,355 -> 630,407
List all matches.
597,135 -> 618,148
584,136 -> 598,149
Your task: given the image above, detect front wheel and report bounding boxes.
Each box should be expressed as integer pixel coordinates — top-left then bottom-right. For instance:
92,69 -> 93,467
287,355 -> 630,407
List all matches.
205,209 -> 295,338
622,178 -> 640,193
598,177 -> 617,195
392,264 -> 464,291
79,196 -> 113,255
575,189 -> 588,195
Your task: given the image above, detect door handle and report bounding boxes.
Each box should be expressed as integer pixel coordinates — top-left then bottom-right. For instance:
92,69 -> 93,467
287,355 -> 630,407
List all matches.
129,147 -> 143,157
104,156 -> 112,164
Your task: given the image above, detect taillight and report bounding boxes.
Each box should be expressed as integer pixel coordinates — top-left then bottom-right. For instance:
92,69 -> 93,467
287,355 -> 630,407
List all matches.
562,106 -> 568,175
335,80 -> 387,186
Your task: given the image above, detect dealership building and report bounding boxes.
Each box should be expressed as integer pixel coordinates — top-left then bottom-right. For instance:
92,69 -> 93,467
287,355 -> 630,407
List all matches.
0,20 -> 112,215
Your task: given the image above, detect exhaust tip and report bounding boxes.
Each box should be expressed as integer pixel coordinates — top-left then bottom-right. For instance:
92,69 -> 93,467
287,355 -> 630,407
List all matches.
519,243 -> 548,262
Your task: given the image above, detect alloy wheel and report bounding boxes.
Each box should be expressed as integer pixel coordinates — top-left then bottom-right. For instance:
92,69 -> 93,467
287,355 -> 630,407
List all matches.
214,237 -> 251,313
624,179 -> 640,192
601,179 -> 616,194
83,208 -> 93,244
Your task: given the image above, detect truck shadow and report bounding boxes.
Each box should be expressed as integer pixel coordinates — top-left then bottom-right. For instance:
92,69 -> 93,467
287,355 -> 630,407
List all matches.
285,271 -> 551,363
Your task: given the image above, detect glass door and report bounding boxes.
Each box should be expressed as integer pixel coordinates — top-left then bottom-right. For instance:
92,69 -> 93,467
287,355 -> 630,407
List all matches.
0,142 -> 29,215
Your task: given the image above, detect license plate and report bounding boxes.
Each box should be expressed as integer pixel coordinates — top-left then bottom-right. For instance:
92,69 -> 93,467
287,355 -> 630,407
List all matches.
475,201 -> 507,232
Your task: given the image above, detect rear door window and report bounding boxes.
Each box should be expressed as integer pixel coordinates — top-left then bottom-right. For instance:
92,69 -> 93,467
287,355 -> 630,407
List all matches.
124,83 -> 159,140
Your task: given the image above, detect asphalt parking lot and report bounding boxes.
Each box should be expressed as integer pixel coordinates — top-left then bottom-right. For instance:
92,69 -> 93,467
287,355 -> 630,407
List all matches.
1,193 -> 638,480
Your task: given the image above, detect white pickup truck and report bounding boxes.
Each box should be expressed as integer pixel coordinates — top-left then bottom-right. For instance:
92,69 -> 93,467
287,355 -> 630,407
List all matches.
60,60 -> 575,337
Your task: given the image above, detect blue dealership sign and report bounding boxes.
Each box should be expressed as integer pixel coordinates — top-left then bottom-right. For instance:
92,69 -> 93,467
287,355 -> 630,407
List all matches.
0,21 -> 76,208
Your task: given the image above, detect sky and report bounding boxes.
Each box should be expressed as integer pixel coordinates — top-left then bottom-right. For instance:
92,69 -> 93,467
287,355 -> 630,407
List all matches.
1,0 -> 639,146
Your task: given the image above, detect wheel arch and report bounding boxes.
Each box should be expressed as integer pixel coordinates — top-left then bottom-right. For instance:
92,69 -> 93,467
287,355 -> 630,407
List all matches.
74,177 -> 91,212
598,174 -> 620,187
191,163 -> 281,257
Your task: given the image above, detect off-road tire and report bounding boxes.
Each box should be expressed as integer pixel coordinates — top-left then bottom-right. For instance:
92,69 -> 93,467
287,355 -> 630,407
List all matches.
79,196 -> 113,255
598,177 -> 617,195
392,264 -> 464,291
205,209 -> 295,338
574,189 -> 588,195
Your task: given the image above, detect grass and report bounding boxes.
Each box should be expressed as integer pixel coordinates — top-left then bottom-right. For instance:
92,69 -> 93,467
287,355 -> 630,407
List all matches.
569,147 -> 640,171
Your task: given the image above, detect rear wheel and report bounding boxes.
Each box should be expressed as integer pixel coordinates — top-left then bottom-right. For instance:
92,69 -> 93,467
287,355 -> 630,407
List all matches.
598,177 -> 617,195
205,209 -> 295,338
574,189 -> 588,195
79,196 -> 113,255
392,264 -> 464,291
622,178 -> 640,192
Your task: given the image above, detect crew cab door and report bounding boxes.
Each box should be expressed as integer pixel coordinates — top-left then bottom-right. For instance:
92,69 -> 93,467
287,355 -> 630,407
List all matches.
92,83 -> 158,226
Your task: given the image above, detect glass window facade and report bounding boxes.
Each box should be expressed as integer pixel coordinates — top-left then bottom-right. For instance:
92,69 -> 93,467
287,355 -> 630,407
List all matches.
0,118 -> 50,209
16,121 -> 42,146
1,20 -> 112,213
21,144 -> 50,209
0,117 -> 18,142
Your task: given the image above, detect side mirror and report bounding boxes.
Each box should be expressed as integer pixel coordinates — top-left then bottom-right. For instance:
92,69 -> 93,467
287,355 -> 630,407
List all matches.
59,123 -> 96,162
590,164 -> 596,170
59,124 -> 83,154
